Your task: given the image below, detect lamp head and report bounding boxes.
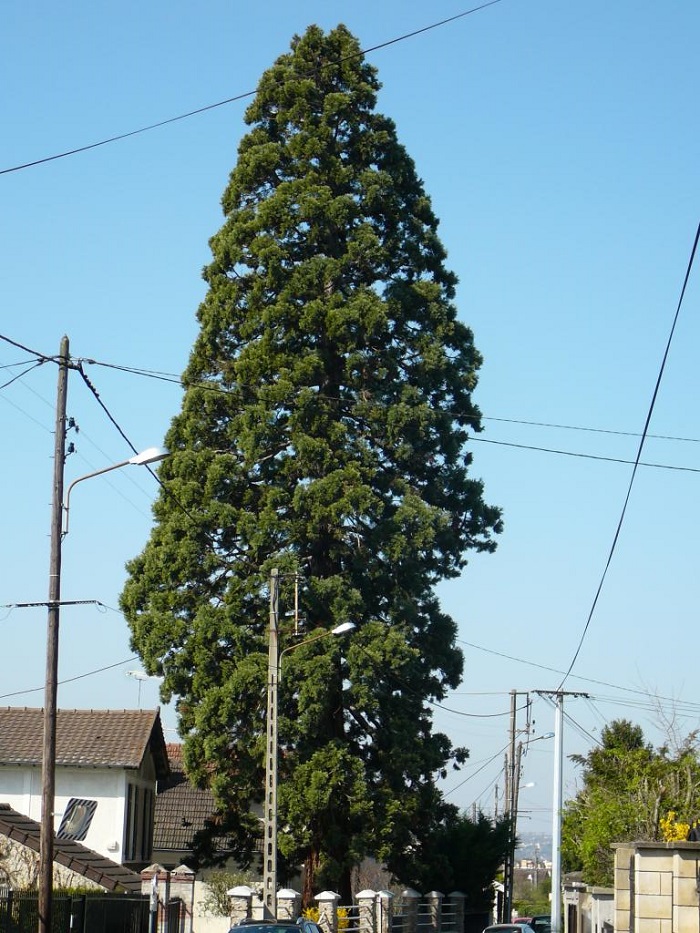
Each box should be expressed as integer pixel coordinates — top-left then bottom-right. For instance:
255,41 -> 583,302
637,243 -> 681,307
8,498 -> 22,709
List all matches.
128,446 -> 170,466
331,622 -> 355,636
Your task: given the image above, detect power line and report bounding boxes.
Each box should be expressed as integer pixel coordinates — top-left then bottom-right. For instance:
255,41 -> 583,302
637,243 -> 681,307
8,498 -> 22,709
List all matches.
457,636 -> 700,713
78,357 -> 700,473
471,436 -> 700,474
0,656 -> 139,701
0,348 -> 691,474
0,1 -> 505,177
0,333 -> 51,359
558,221 -> 700,689
76,363 -> 139,456
442,741 -> 510,798
484,415 -> 700,446
0,356 -> 39,371
0,360 -> 47,391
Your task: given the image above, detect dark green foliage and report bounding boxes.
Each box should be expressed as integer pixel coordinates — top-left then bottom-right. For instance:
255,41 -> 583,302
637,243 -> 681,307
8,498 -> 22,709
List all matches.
395,810 -> 511,909
562,719 -> 700,886
120,23 -> 501,900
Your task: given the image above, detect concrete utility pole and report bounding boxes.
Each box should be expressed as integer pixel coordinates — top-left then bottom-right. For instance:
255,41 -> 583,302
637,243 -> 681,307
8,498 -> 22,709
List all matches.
263,568 -> 280,916
39,335 -> 69,933
534,690 -> 588,933
551,693 -> 564,933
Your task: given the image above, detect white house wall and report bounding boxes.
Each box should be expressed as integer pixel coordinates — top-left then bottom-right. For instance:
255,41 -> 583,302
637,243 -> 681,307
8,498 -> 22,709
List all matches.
0,765 -> 150,864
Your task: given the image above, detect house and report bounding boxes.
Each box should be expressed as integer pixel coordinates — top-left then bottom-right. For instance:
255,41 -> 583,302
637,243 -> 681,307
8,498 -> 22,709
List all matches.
153,743 -> 233,872
0,707 -> 169,869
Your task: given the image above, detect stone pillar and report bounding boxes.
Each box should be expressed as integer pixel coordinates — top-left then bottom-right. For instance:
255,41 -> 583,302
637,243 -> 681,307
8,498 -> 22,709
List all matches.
674,847 -> 700,932
377,890 -> 394,933
612,845 -> 633,933
228,885 -> 254,925
316,891 -> 340,933
426,891 -> 443,933
401,888 -> 420,933
449,892 -> 465,933
170,865 -> 195,933
356,889 -> 377,933
278,888 -> 302,920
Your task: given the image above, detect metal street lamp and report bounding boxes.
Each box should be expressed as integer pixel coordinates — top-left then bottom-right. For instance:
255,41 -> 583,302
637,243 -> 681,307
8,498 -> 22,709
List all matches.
39,436 -> 168,933
262,568 -> 354,917
62,446 -> 169,535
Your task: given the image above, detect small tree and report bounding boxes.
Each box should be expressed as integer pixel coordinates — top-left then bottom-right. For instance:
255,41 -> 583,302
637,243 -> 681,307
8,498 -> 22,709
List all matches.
562,719 -> 700,885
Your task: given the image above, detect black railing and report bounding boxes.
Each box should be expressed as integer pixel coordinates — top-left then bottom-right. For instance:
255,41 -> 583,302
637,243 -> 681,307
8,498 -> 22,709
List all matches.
0,891 -> 180,933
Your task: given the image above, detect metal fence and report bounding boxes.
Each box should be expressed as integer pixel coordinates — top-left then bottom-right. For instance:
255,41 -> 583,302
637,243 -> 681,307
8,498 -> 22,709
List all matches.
0,891 -> 182,933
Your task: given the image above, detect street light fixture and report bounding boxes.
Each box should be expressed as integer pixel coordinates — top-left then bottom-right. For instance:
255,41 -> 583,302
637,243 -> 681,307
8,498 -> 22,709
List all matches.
263,568 -> 354,917
39,426 -> 169,933
62,446 -> 169,536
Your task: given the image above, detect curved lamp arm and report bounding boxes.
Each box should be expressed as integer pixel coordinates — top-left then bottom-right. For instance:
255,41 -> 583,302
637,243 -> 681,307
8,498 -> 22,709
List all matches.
62,446 -> 169,537
279,621 -> 355,678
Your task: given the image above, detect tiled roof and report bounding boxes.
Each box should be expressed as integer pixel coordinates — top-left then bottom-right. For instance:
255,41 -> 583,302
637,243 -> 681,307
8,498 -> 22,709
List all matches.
154,744 -> 229,854
0,804 -> 142,893
0,708 -> 169,777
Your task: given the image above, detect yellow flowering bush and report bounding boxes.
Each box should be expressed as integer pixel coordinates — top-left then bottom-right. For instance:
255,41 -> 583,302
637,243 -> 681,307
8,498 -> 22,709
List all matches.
659,811 -> 690,842
302,906 -> 349,930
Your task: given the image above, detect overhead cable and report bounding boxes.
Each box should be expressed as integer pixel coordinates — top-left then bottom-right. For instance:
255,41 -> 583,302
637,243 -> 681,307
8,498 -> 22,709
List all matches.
558,222 -> 700,688
0,1 -> 504,177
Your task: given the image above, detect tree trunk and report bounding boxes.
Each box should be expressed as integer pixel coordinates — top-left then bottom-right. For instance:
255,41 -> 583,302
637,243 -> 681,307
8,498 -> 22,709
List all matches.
303,846 -> 321,908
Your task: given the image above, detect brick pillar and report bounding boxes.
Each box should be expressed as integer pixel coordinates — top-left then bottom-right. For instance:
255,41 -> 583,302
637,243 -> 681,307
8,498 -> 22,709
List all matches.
426,891 -> 443,933
170,865 -> 195,933
316,891 -> 340,933
401,888 -> 420,933
449,892 -> 465,933
356,889 -> 377,933
141,864 -> 169,930
278,888 -> 302,920
228,885 -> 254,925
377,890 -> 394,933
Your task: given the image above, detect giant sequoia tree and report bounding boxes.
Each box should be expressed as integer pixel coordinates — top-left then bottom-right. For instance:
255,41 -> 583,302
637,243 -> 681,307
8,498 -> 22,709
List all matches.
121,24 -> 501,900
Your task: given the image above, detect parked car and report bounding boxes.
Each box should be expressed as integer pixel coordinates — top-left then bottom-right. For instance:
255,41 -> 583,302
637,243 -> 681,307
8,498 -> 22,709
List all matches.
483,924 -> 537,933
230,921 -> 323,933
529,916 -> 551,933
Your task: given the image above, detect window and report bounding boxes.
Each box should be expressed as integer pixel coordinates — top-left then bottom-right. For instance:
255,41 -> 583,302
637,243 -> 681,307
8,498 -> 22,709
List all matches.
57,798 -> 97,841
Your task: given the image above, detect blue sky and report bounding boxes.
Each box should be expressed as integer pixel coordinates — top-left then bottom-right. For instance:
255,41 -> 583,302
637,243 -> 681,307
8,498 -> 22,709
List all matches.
1,0 -> 698,836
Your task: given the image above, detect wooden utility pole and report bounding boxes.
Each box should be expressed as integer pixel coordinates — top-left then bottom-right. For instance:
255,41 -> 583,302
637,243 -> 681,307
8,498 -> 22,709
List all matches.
502,690 -> 518,921
39,335 -> 69,933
